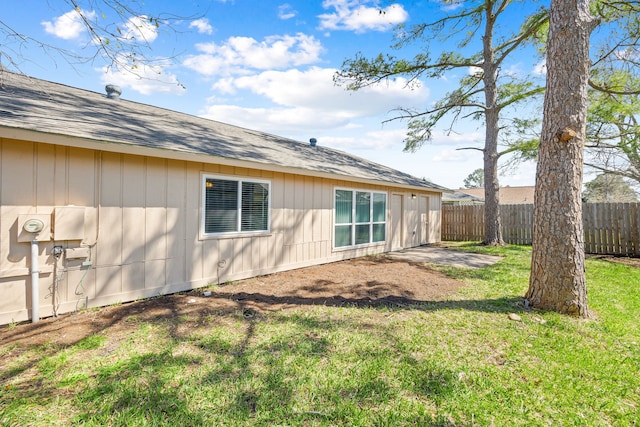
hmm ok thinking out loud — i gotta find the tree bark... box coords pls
[482,2,504,246]
[527,0,595,317]
[483,107,503,246]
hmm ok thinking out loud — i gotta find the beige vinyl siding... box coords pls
[0,138,442,325]
[165,159,187,286]
[428,195,442,244]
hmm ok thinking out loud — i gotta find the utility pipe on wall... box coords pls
[30,240,40,323]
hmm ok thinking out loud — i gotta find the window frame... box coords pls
[333,187,387,250]
[200,173,271,239]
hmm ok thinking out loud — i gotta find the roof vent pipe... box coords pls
[309,138,317,147]
[105,84,122,100]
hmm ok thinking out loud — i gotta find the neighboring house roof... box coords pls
[458,186,536,204]
[442,191,484,205]
[0,72,449,193]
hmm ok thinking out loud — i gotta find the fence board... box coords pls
[583,205,594,254]
[623,203,632,255]
[632,203,636,254]
[442,202,640,256]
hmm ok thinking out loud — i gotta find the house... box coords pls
[0,72,450,325]
[441,191,484,206]
[455,186,536,204]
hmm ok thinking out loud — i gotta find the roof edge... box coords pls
[1,126,448,193]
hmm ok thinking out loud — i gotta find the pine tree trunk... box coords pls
[483,108,503,246]
[482,5,504,246]
[526,0,596,317]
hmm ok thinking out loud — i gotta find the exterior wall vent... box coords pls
[105,84,122,100]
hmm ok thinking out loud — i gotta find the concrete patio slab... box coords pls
[387,246,502,269]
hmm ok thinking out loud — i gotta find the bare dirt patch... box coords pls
[0,256,465,348]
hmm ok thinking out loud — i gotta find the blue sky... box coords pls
[1,0,546,189]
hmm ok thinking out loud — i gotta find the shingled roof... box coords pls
[0,72,449,193]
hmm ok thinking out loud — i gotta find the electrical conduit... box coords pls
[30,240,40,323]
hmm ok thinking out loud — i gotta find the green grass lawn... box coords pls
[1,244,638,426]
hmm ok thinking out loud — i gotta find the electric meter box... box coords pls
[53,206,86,241]
[17,214,52,242]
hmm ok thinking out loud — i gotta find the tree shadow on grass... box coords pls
[0,253,527,425]
[194,309,465,426]
[73,352,208,426]
[222,289,525,315]
[0,289,494,426]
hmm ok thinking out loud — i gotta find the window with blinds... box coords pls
[202,175,270,236]
[334,188,386,248]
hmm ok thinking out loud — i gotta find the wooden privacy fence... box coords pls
[442,203,640,256]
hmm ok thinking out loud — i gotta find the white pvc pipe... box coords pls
[30,240,39,323]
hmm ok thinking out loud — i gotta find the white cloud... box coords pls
[468,66,483,76]
[199,104,352,135]
[211,67,427,114]
[122,15,159,43]
[614,47,640,61]
[320,128,408,150]
[199,66,429,138]
[533,60,546,75]
[200,104,412,151]
[318,0,408,33]
[429,130,484,146]
[183,33,324,76]
[500,161,537,186]
[278,4,298,20]
[433,148,470,162]
[440,0,464,12]
[189,18,214,35]
[42,9,96,40]
[100,56,184,96]
[503,63,524,78]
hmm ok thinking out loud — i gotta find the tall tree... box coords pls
[586,70,640,187]
[463,168,485,189]
[586,1,640,185]
[583,173,638,203]
[499,2,640,188]
[508,70,640,191]
[334,0,547,246]
[526,0,597,318]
